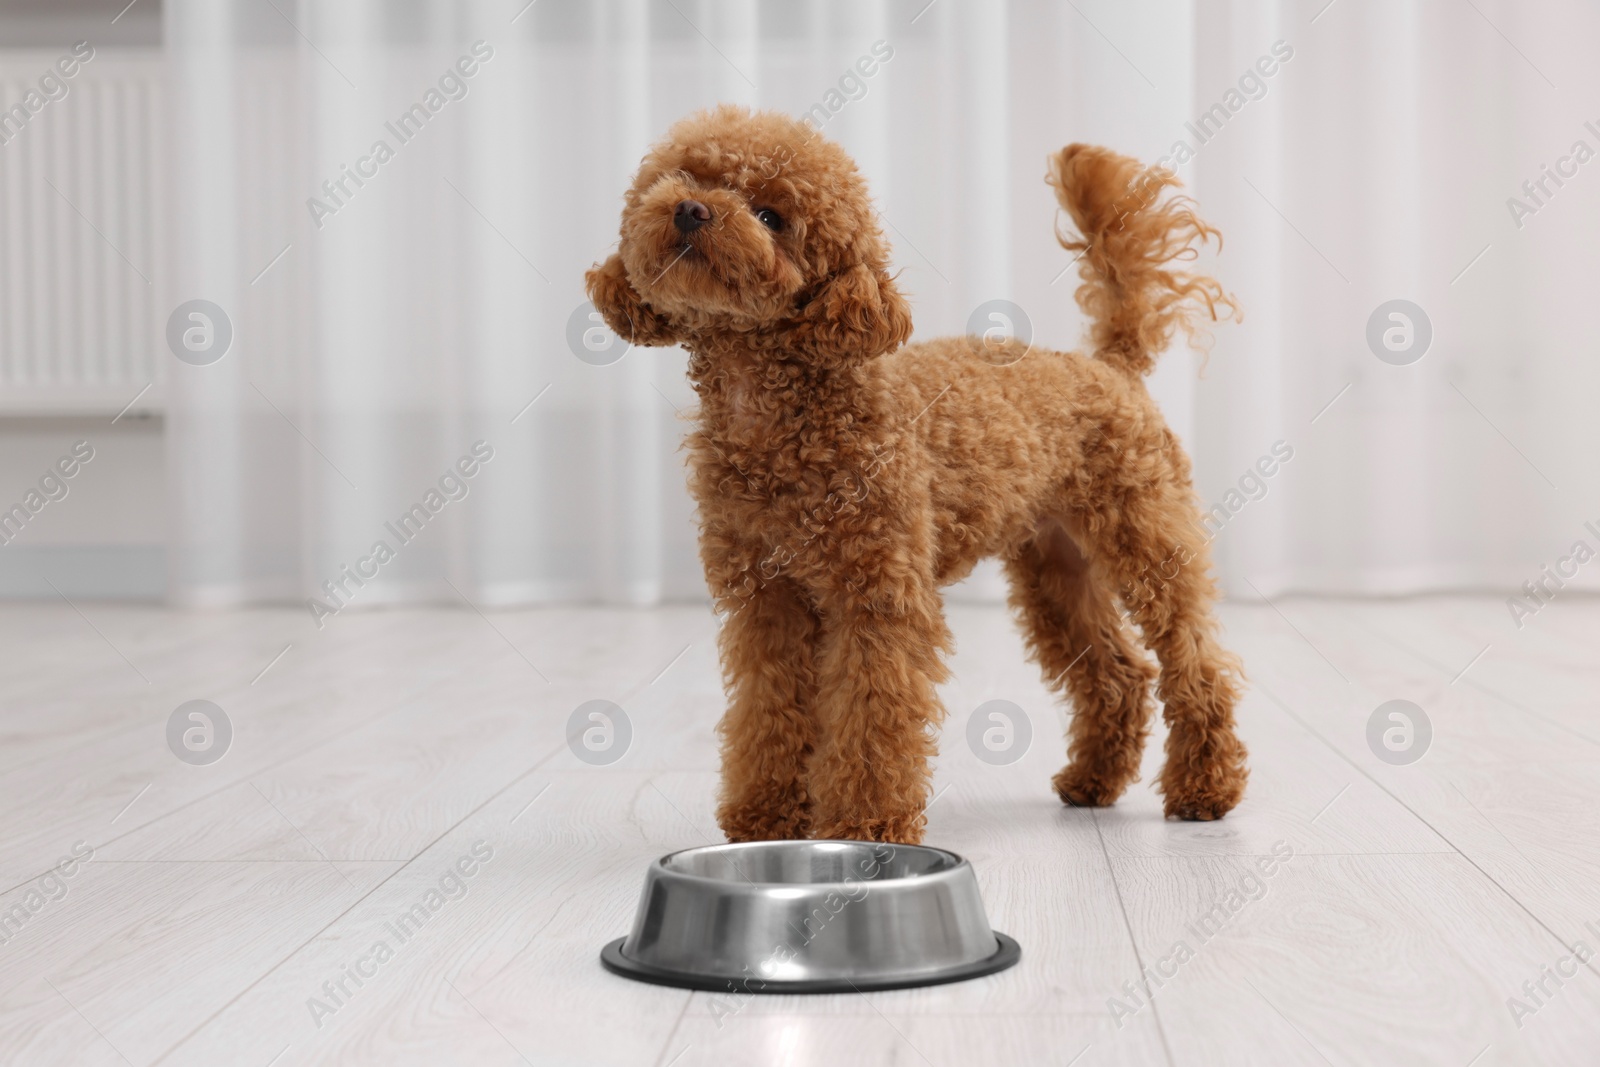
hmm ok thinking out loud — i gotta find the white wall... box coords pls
[0,415,165,597]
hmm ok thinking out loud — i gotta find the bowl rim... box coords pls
[601,932,1021,994]
[650,839,971,889]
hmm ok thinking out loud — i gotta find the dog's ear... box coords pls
[786,262,912,367]
[584,253,681,347]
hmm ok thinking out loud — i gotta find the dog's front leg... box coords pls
[713,579,820,842]
[806,593,951,845]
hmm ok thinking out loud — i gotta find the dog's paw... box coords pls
[1161,792,1239,822]
[1052,764,1129,809]
[1157,750,1248,821]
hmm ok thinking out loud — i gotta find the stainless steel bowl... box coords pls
[601,840,1020,993]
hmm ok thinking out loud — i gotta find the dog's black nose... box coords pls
[674,199,712,233]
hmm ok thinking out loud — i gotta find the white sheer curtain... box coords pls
[163,0,1600,610]
[1187,0,1600,597]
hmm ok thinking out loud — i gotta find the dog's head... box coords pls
[585,106,911,368]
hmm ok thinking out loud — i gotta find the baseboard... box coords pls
[0,545,164,599]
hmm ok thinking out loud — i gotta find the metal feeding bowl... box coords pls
[601,840,1020,993]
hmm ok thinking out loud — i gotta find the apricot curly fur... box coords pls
[586,106,1249,844]
[1052,145,1241,377]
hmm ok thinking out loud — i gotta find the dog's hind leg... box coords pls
[1005,519,1158,808]
[1077,456,1250,821]
[713,579,820,842]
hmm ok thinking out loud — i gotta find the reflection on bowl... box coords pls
[601,840,1020,994]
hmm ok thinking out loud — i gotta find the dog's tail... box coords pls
[1047,144,1238,378]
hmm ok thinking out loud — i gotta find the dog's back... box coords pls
[871,144,1237,587]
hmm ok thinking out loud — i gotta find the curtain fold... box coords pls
[1189,0,1600,597]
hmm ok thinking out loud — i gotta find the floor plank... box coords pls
[2,597,1598,1065]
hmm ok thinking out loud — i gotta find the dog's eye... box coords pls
[755,207,784,232]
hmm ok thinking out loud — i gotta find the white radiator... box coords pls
[0,49,164,416]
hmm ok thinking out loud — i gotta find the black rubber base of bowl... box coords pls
[600,932,1021,994]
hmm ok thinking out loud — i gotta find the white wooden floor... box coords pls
[0,596,1598,1066]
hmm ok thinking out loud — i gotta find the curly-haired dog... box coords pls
[587,106,1248,845]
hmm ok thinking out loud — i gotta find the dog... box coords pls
[586,106,1248,845]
